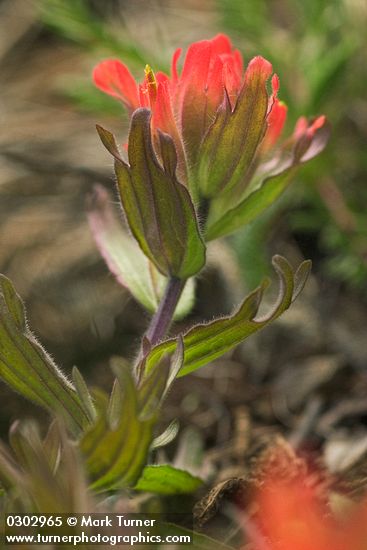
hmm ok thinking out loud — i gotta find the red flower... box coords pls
[94,34,329,238]
[251,472,367,550]
[93,35,287,178]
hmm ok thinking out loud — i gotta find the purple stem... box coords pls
[145,276,185,346]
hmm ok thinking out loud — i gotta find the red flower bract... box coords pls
[93,34,287,178]
[94,35,245,131]
[94,34,329,239]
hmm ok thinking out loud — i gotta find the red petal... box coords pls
[153,81,187,182]
[208,55,225,108]
[93,60,139,110]
[222,54,243,106]
[180,39,212,83]
[262,99,288,151]
[244,56,273,86]
[171,48,182,83]
[138,83,149,108]
[209,33,233,55]
[152,81,178,136]
[155,71,169,84]
[271,73,280,97]
[307,115,326,137]
[179,40,213,160]
[293,116,308,139]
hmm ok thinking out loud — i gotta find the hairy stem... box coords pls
[139,199,209,370]
[145,276,185,346]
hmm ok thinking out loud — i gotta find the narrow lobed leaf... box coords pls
[137,358,171,421]
[0,275,90,434]
[206,165,297,240]
[80,364,158,492]
[136,334,184,399]
[144,256,311,377]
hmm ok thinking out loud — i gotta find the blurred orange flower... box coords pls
[252,473,367,550]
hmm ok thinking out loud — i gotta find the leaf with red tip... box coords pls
[205,118,330,240]
[93,59,139,110]
[262,99,288,152]
[197,56,272,198]
[179,40,213,165]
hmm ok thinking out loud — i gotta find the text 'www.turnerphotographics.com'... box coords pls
[4,514,194,546]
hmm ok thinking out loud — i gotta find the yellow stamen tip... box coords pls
[144,64,156,82]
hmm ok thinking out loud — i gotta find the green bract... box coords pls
[87,184,195,317]
[79,371,156,492]
[80,346,183,492]
[197,57,271,198]
[205,121,330,240]
[96,109,206,279]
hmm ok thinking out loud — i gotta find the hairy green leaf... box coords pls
[72,367,96,423]
[96,109,206,279]
[145,256,311,376]
[87,184,195,318]
[80,364,161,492]
[2,420,90,512]
[134,464,203,495]
[206,167,297,240]
[0,275,89,434]
[80,346,184,491]
[137,359,170,421]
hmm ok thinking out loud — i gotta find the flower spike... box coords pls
[94,34,329,237]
